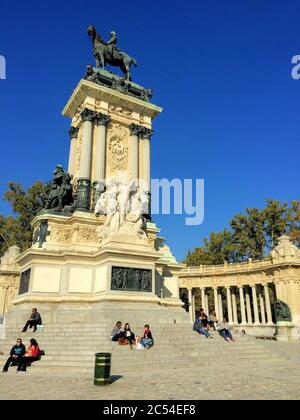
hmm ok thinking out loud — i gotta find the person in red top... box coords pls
[17,339,40,373]
[140,324,154,349]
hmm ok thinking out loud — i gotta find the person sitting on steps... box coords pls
[140,324,154,349]
[17,338,40,373]
[21,308,42,333]
[199,308,209,331]
[193,315,213,339]
[111,321,124,342]
[216,319,235,342]
[123,323,136,349]
[2,338,26,373]
[208,311,218,330]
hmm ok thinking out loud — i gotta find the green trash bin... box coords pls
[94,353,111,386]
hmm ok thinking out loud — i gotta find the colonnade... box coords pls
[186,284,274,326]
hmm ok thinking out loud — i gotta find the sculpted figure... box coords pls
[95,177,148,242]
[87,25,137,81]
[43,166,74,213]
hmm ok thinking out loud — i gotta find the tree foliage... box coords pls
[0,181,49,256]
[184,199,300,266]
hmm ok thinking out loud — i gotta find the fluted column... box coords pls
[226,287,233,324]
[77,108,96,211]
[129,124,142,182]
[239,286,247,325]
[258,286,266,325]
[188,288,193,324]
[68,127,79,176]
[252,285,260,325]
[213,287,219,320]
[93,113,110,207]
[264,284,273,325]
[245,287,253,324]
[231,289,238,325]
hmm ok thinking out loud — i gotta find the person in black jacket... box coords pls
[2,338,26,372]
[123,323,135,349]
[21,308,42,333]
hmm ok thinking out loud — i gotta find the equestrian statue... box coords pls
[87,26,137,81]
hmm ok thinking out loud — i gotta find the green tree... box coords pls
[263,199,288,250]
[184,199,300,266]
[0,181,49,256]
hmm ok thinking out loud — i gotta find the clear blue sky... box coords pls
[0,0,299,261]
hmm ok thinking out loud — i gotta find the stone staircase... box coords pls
[0,321,286,377]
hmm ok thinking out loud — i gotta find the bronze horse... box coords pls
[87,26,137,81]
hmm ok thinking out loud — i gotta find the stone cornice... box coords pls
[62,80,163,120]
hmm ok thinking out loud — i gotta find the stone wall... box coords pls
[0,246,20,320]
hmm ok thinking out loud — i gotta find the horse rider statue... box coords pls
[87,26,137,82]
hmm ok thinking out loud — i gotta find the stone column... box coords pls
[231,289,238,325]
[92,113,110,207]
[68,127,79,177]
[188,288,193,324]
[129,124,142,182]
[192,293,196,323]
[218,292,224,320]
[140,128,153,190]
[264,284,273,325]
[140,127,153,218]
[251,285,260,325]
[226,287,233,324]
[245,287,253,324]
[0,286,6,318]
[205,294,209,316]
[258,286,266,325]
[213,287,219,320]
[77,108,96,211]
[201,287,206,312]
[239,286,247,325]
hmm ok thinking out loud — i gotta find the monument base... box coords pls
[7,211,185,326]
[275,322,300,341]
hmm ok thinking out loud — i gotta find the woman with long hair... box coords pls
[123,323,135,349]
[17,338,40,373]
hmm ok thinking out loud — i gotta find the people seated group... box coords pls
[193,308,235,342]
[2,338,40,373]
[111,321,154,349]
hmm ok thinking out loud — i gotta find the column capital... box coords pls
[95,113,110,127]
[140,127,154,140]
[81,108,96,123]
[68,126,79,139]
[225,286,231,290]
[129,123,144,136]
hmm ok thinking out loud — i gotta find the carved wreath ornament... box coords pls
[109,135,128,170]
